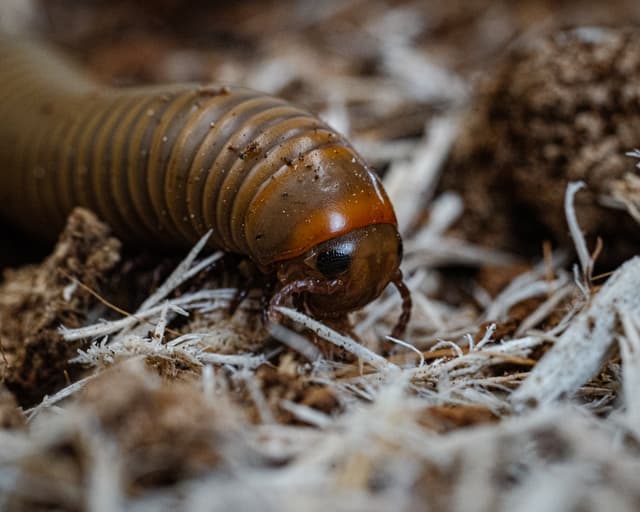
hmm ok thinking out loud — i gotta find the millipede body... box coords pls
[0,38,411,334]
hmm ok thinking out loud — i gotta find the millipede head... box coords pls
[271,223,410,335]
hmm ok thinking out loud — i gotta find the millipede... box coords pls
[0,38,412,336]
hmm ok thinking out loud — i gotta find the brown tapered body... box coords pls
[0,38,412,333]
[0,39,396,267]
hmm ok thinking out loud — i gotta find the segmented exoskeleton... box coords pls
[0,38,411,335]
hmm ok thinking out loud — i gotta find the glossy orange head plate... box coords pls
[246,145,397,266]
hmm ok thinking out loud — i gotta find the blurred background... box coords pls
[1,0,638,141]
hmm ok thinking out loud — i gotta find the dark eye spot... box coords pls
[316,249,351,277]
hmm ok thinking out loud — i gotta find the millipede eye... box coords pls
[316,249,351,277]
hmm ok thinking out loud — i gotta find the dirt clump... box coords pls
[6,361,232,510]
[442,27,640,265]
[77,362,226,489]
[0,208,121,406]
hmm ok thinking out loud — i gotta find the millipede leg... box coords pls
[390,270,412,339]
[268,278,343,324]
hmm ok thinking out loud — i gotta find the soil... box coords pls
[0,209,121,406]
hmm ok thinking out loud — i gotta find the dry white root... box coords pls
[511,256,640,409]
[510,181,640,410]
